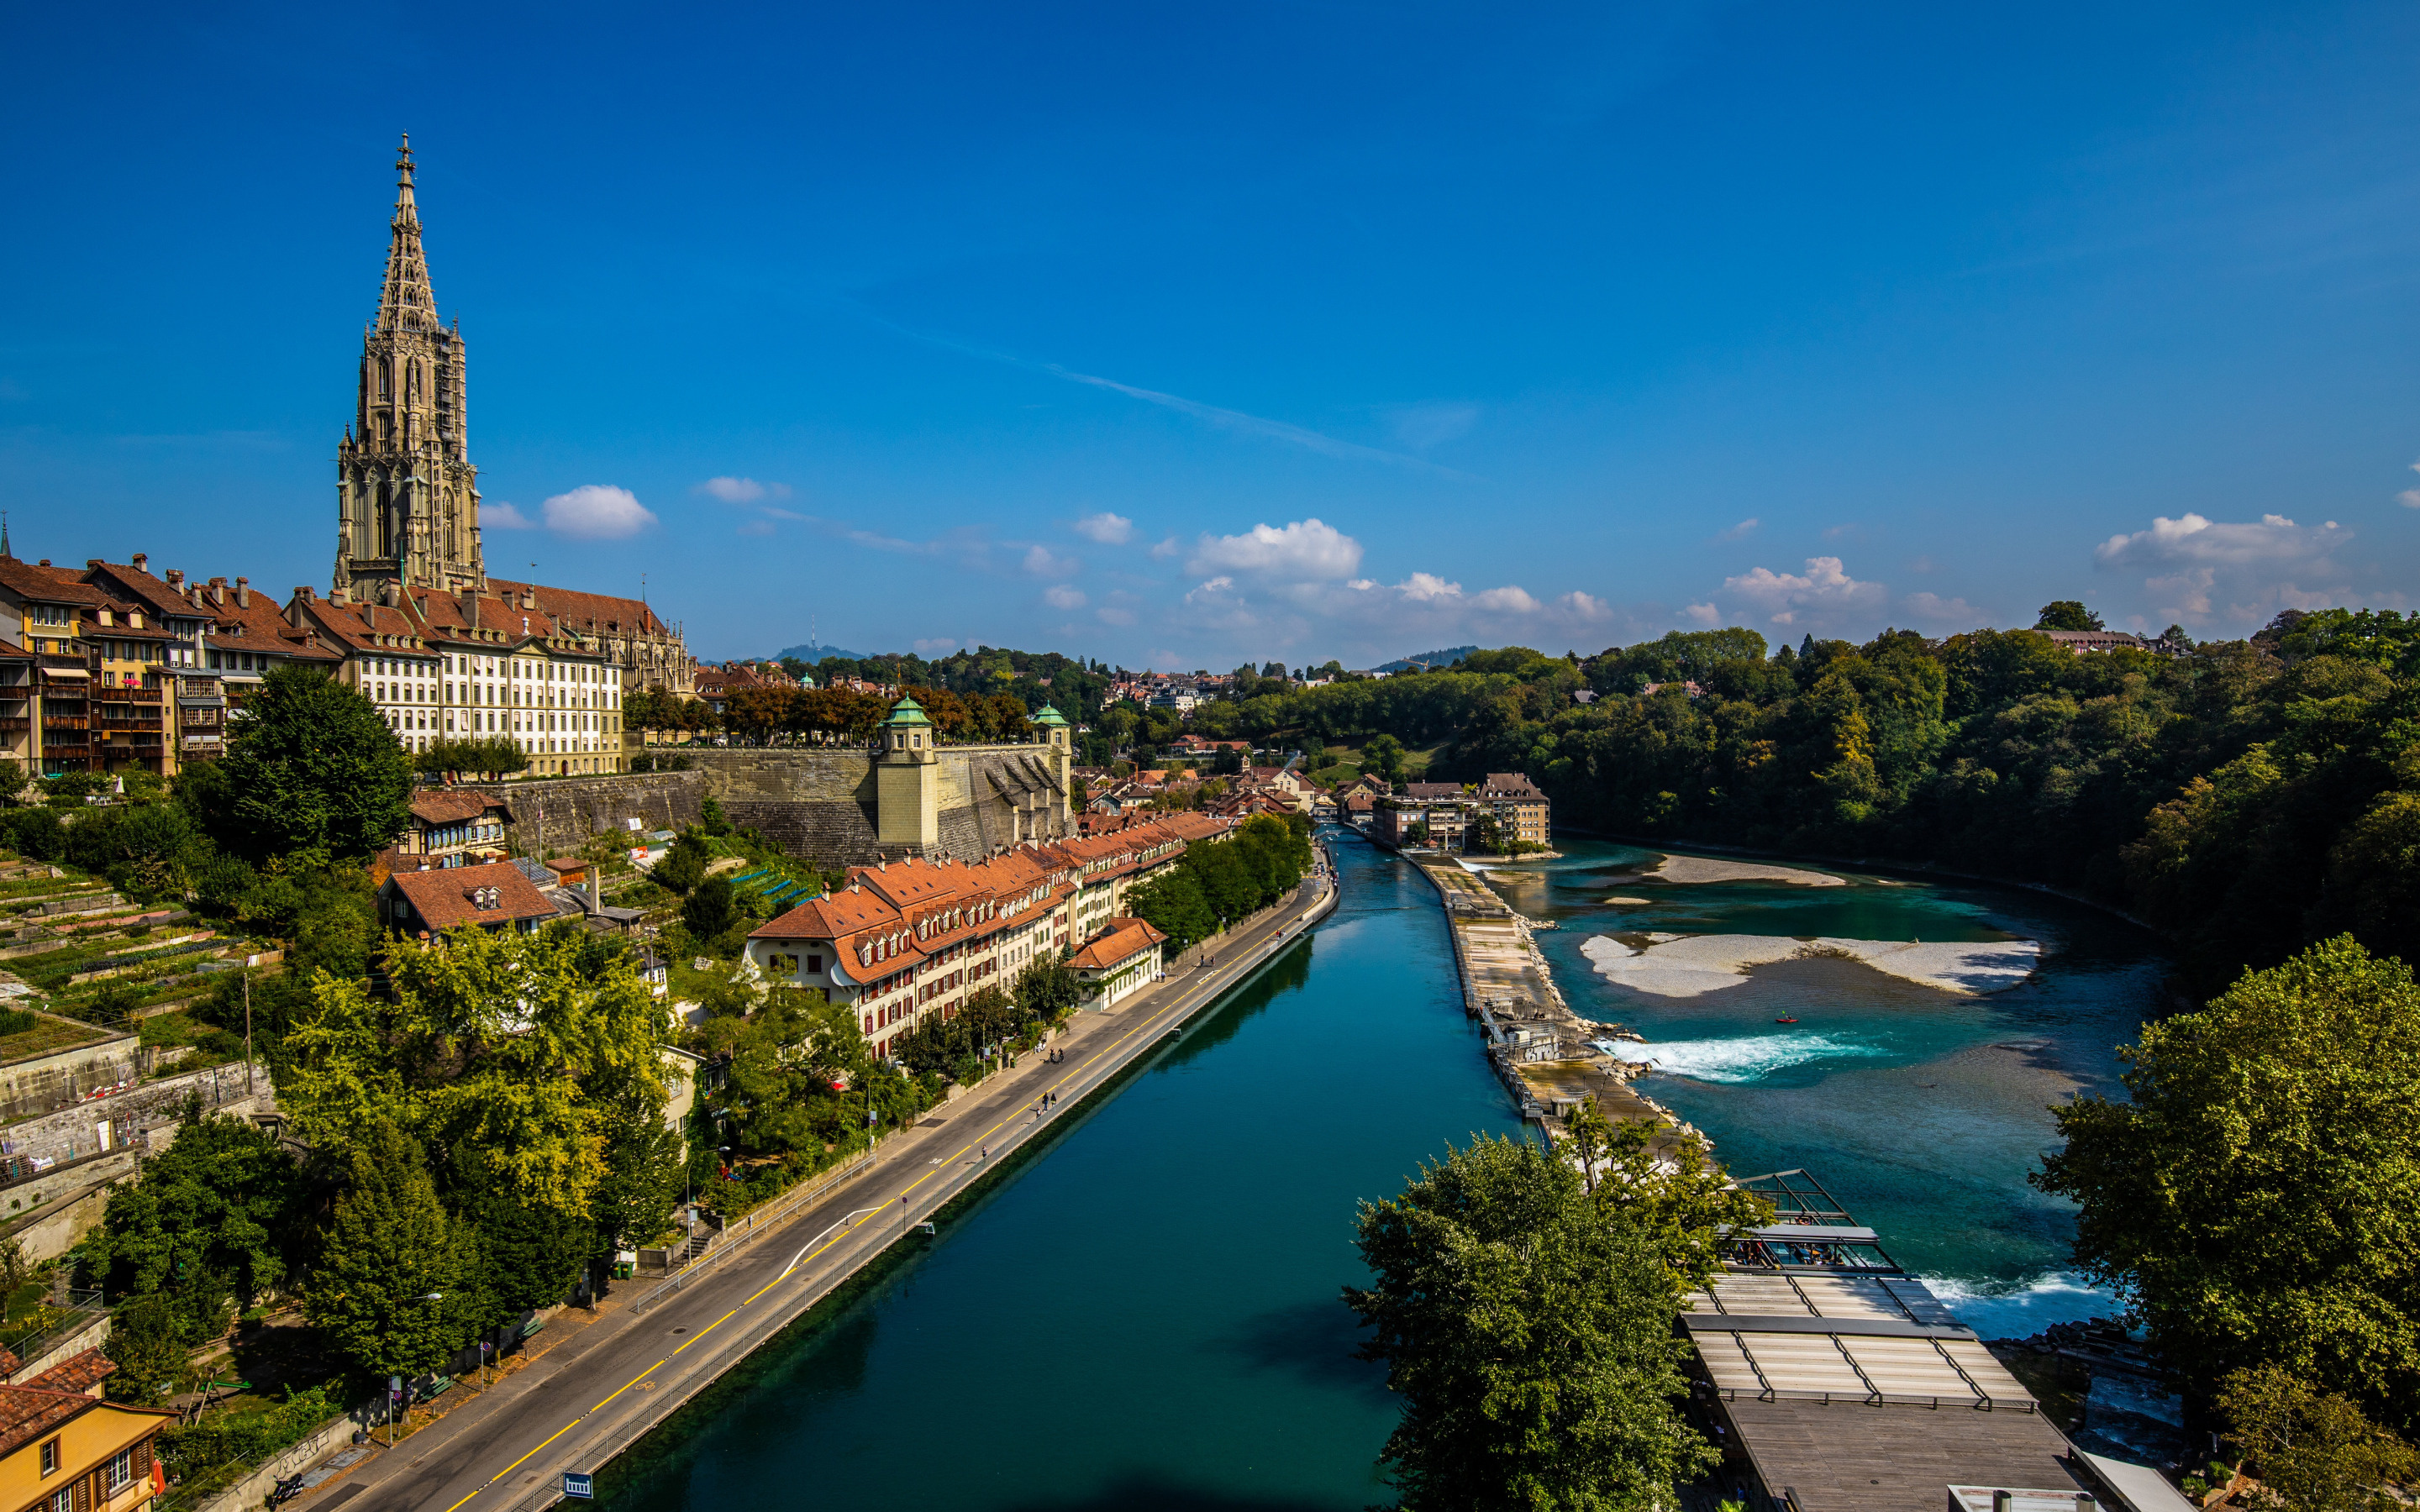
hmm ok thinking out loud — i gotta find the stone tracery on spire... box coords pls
[378,133,440,331]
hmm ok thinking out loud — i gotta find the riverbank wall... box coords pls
[1401,851,1708,1164]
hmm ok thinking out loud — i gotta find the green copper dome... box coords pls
[882,695,934,727]
[1029,704,1070,727]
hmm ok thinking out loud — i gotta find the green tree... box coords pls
[101,1294,191,1405]
[2033,601,2104,632]
[2215,1364,2418,1511]
[1345,1135,1718,1510]
[1364,732,1407,784]
[2033,936,2420,1430]
[682,874,738,944]
[1013,958,1082,1024]
[305,1120,471,1379]
[279,924,671,1222]
[87,1096,304,1316]
[653,833,709,896]
[205,664,413,865]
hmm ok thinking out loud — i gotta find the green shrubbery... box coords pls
[1123,813,1314,953]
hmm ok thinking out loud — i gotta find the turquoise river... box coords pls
[597,834,2170,1510]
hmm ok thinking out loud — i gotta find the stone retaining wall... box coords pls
[466,745,1073,868]
[461,771,709,856]
[0,1032,139,1125]
[0,1059,266,1163]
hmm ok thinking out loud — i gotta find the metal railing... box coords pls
[628,1147,876,1314]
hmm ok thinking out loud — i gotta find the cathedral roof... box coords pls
[478,577,674,639]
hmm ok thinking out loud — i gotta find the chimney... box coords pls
[208,576,227,607]
[163,567,182,591]
[36,559,48,567]
[132,553,148,575]
[236,578,251,608]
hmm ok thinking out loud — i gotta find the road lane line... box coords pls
[427,888,1327,1512]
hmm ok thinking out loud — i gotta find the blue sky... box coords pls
[9,3,2420,668]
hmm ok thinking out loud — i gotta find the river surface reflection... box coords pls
[599,835,2165,1509]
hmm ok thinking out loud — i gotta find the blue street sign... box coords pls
[562,1473,594,1499]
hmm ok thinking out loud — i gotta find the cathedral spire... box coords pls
[376,134,440,332]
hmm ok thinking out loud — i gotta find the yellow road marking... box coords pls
[435,891,1323,1511]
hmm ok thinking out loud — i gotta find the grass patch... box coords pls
[0,1017,103,1062]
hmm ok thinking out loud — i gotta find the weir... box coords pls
[1397,845,2189,1512]
[1403,850,1709,1168]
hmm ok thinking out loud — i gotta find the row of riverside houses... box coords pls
[0,546,681,780]
[1367,772,1551,853]
[743,809,1235,1053]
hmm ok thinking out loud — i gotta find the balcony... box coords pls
[0,719,29,735]
[42,717,88,732]
[93,687,163,705]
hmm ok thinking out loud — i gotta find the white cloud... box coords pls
[2093,512,2345,570]
[1899,591,1985,626]
[1190,518,1364,581]
[694,476,790,503]
[2094,512,2364,627]
[1397,572,1460,601]
[1681,602,1719,626]
[913,638,957,654]
[1559,591,1612,622]
[1720,556,1886,627]
[487,502,536,530]
[541,485,657,540]
[1072,512,1134,544]
[1714,517,1760,542]
[1023,544,1081,578]
[1469,585,1542,613]
[1044,585,1086,610]
[2401,459,2420,507]
[1149,537,1181,559]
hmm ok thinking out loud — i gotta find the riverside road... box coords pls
[326,859,1337,1512]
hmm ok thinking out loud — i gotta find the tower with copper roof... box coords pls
[334,135,485,601]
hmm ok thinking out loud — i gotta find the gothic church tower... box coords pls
[335,136,484,599]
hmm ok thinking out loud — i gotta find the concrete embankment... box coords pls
[1402,852,1710,1164]
[316,854,1342,1512]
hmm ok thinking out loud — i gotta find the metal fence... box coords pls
[628,1148,875,1315]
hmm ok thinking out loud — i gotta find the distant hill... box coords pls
[1377,645,1479,673]
[772,643,871,664]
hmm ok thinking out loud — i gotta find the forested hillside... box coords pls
[1227,610,2420,992]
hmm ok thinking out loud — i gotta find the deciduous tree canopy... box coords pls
[2034,936,2420,1431]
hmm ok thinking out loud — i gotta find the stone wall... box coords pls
[0,1032,140,1125]
[0,1059,268,1164]
[685,746,1070,866]
[462,770,709,856]
[683,749,884,862]
[469,746,1071,869]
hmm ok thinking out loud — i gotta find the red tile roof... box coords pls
[0,559,108,607]
[408,790,508,825]
[1068,917,1167,971]
[385,858,558,932]
[481,576,674,638]
[23,1347,115,1397]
